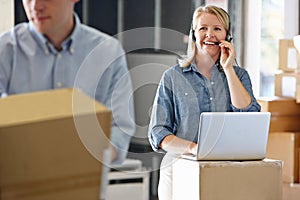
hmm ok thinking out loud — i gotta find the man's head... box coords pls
[22,0,80,45]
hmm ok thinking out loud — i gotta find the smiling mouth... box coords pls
[32,15,50,22]
[203,41,220,45]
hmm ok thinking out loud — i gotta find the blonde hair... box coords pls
[179,5,231,67]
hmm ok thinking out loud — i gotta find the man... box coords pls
[0,0,135,165]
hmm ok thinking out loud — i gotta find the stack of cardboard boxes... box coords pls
[258,37,300,200]
[275,39,300,103]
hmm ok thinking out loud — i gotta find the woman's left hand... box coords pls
[219,40,236,70]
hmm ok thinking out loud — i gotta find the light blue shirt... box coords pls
[148,62,261,153]
[0,14,135,164]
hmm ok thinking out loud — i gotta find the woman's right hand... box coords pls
[188,142,198,155]
[159,134,198,155]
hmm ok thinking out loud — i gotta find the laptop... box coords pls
[181,112,271,161]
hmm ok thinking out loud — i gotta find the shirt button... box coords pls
[57,82,62,87]
[57,53,62,59]
[210,97,213,101]
[211,81,214,85]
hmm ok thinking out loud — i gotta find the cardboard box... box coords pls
[266,132,300,183]
[283,183,300,200]
[294,35,300,53]
[257,97,300,132]
[269,115,300,132]
[173,158,282,200]
[275,72,300,103]
[258,97,300,116]
[278,39,300,72]
[0,88,111,200]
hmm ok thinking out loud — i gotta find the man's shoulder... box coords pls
[0,23,31,50]
[79,24,120,45]
[0,23,28,41]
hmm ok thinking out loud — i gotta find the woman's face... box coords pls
[194,13,227,61]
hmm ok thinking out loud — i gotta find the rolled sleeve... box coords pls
[231,99,261,112]
[149,127,173,153]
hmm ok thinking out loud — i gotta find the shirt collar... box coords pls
[182,61,197,73]
[67,13,81,54]
[28,12,81,55]
[182,60,224,73]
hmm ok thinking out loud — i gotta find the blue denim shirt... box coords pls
[0,14,135,164]
[148,62,261,153]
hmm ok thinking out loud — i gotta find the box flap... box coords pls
[0,88,110,127]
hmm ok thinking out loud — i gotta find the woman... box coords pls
[148,5,261,200]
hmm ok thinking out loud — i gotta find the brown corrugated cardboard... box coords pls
[173,158,282,200]
[297,85,300,103]
[258,97,300,116]
[269,115,300,132]
[283,183,300,200]
[258,97,300,132]
[0,88,111,200]
[266,132,300,183]
[274,72,300,103]
[278,39,300,72]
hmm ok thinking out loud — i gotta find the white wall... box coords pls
[0,0,14,34]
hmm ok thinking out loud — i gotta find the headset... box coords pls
[225,13,233,42]
[191,8,232,43]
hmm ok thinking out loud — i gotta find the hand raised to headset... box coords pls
[219,40,236,71]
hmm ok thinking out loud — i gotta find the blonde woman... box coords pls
[148,5,261,200]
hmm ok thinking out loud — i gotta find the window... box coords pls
[244,0,299,97]
[260,0,284,97]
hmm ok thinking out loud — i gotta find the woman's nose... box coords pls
[205,29,215,38]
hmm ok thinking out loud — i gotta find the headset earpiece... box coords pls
[190,22,196,42]
[192,30,196,42]
[226,34,232,42]
[223,8,233,42]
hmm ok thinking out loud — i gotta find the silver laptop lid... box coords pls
[196,112,271,160]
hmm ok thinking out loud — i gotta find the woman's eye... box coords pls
[199,27,207,31]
